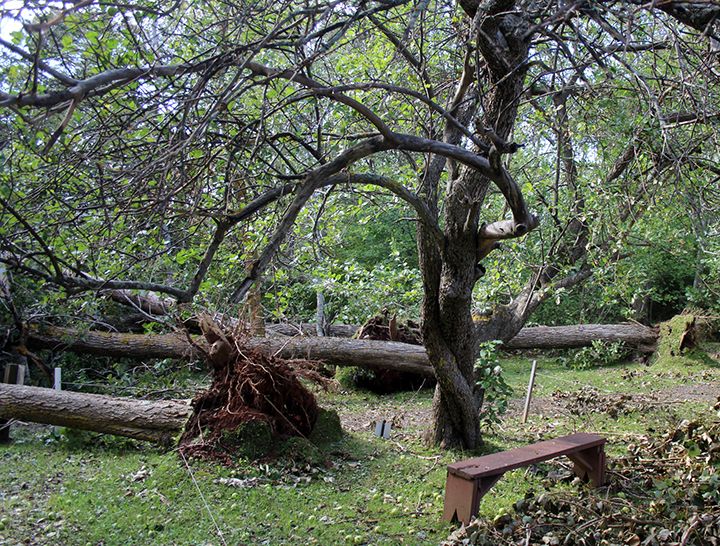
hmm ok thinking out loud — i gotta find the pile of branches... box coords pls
[554,387,658,418]
[178,315,329,465]
[443,418,720,545]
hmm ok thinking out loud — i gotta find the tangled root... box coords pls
[178,316,321,464]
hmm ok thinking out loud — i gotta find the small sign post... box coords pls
[53,368,62,434]
[375,420,391,439]
[1,360,26,443]
[522,359,538,424]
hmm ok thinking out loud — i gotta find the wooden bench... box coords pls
[443,432,607,523]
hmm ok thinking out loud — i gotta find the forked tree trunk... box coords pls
[0,383,192,445]
[420,3,535,449]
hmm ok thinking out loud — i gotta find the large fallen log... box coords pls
[506,323,657,350]
[26,324,435,376]
[27,324,204,360]
[5,322,658,445]
[266,322,361,338]
[0,383,192,445]
[26,323,657,376]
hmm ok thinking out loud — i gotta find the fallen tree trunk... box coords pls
[26,324,435,376]
[103,289,173,315]
[506,323,657,350]
[26,323,657,376]
[0,383,192,445]
[8,322,658,444]
[265,323,361,338]
[253,336,433,375]
[27,324,204,360]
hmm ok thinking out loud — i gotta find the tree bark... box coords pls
[0,383,192,445]
[25,324,436,375]
[421,2,536,449]
[103,289,173,315]
[507,323,657,349]
[27,324,204,360]
[26,323,657,373]
[8,323,658,444]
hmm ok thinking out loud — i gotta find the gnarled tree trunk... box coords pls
[421,4,535,449]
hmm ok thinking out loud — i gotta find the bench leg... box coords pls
[567,444,606,487]
[443,472,477,523]
[443,472,504,524]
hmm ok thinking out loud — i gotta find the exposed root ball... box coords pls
[351,311,433,393]
[179,321,320,464]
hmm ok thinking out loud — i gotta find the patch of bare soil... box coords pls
[339,404,434,434]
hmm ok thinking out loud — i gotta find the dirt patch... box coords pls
[338,404,434,434]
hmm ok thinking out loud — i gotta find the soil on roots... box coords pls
[351,312,433,393]
[178,332,320,465]
[356,312,422,345]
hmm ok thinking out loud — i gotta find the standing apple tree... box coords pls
[1,0,719,448]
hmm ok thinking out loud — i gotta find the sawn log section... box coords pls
[443,433,607,524]
[0,383,192,446]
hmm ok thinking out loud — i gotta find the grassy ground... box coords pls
[2,348,719,546]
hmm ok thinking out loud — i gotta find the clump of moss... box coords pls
[655,314,715,366]
[222,420,276,460]
[658,315,696,358]
[308,408,343,444]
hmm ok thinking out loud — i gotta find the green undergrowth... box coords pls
[2,348,720,545]
[500,348,720,398]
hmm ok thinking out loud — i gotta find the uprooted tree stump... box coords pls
[658,314,697,358]
[1,317,339,459]
[177,316,335,464]
[348,312,433,394]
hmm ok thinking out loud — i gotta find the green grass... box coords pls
[1,415,453,545]
[2,348,719,545]
[501,351,720,396]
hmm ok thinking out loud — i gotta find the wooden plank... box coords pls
[448,433,606,480]
[568,446,606,487]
